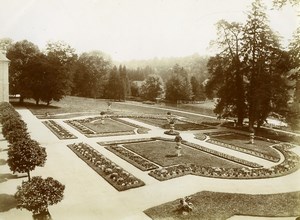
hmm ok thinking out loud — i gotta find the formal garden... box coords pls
[1,97,300,219]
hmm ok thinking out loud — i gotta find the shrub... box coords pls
[7,138,47,181]
[15,176,65,215]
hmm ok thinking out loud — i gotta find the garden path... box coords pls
[0,109,299,220]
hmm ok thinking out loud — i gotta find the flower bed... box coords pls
[98,138,154,146]
[43,120,77,139]
[206,137,280,162]
[181,141,262,168]
[65,120,96,135]
[149,143,300,180]
[135,117,214,131]
[106,145,159,171]
[65,117,151,137]
[67,143,145,191]
[112,118,150,134]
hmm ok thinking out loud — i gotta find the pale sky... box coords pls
[0,0,298,61]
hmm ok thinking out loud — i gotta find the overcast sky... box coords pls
[0,0,298,61]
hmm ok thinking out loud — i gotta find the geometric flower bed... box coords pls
[65,117,149,137]
[99,138,300,181]
[206,132,280,162]
[149,142,300,181]
[181,141,262,168]
[43,120,77,139]
[67,143,145,191]
[105,145,159,171]
[134,117,214,130]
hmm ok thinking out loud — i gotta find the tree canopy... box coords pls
[206,0,291,129]
[7,138,47,181]
[15,176,65,215]
[140,74,164,101]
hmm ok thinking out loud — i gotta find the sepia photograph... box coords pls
[0,0,299,219]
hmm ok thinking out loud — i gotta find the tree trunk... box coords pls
[19,96,24,104]
[36,99,39,105]
[27,170,31,181]
[235,58,245,127]
[47,101,50,106]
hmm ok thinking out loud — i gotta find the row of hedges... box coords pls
[0,102,28,144]
[43,120,77,139]
[0,102,65,217]
[68,143,145,191]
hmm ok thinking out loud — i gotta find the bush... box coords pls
[7,138,47,181]
[2,117,27,139]
[15,176,65,215]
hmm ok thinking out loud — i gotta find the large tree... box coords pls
[286,27,300,130]
[7,138,47,181]
[243,0,290,129]
[207,0,290,129]
[140,74,164,101]
[105,66,123,100]
[73,52,110,98]
[7,40,40,102]
[165,64,193,102]
[42,41,77,105]
[206,20,246,125]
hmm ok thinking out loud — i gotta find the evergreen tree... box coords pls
[140,74,164,101]
[165,64,193,102]
[243,0,290,129]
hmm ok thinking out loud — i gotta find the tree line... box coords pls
[0,39,208,105]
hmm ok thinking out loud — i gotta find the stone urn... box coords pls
[100,111,105,124]
[175,135,183,157]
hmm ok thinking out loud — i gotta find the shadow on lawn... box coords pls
[166,154,178,158]
[11,101,60,110]
[0,159,7,165]
[0,194,17,212]
[0,173,27,183]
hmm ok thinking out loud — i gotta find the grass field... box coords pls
[11,96,220,125]
[134,118,212,130]
[123,140,245,168]
[144,191,300,220]
[83,119,135,133]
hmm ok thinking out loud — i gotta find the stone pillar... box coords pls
[0,50,10,102]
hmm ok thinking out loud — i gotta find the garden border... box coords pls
[67,143,145,191]
[42,120,77,140]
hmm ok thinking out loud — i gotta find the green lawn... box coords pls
[134,118,213,130]
[12,96,220,125]
[83,119,135,133]
[211,133,280,159]
[123,140,245,168]
[144,191,300,220]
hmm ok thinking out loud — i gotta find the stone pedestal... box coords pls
[0,50,9,102]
